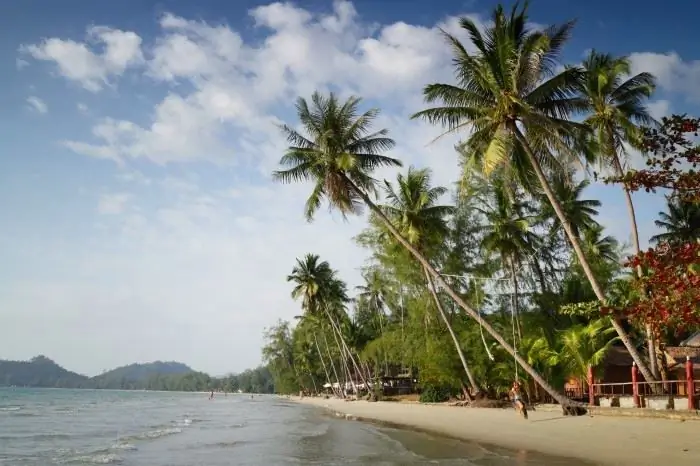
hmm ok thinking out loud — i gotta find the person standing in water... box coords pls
[209,390,214,400]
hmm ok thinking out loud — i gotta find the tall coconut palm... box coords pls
[273,91,575,406]
[286,254,367,391]
[579,51,655,253]
[355,269,391,375]
[651,197,700,244]
[578,50,658,376]
[410,3,655,382]
[476,180,539,343]
[380,166,480,396]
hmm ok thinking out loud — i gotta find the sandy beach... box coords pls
[293,397,700,465]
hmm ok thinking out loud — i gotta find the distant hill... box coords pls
[0,357,274,393]
[92,361,194,389]
[0,355,91,388]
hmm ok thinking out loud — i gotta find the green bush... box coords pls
[419,385,451,403]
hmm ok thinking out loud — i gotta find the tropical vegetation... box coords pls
[263,2,700,405]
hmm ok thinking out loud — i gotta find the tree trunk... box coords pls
[344,175,577,407]
[374,296,390,376]
[424,267,479,398]
[324,307,369,390]
[511,126,656,384]
[508,256,523,344]
[532,257,549,294]
[328,317,357,395]
[322,329,344,397]
[313,333,336,397]
[612,154,659,380]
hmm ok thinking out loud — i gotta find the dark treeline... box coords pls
[0,356,275,394]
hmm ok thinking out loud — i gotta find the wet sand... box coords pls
[293,397,700,465]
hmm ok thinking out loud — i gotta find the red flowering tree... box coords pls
[604,115,700,333]
[609,114,700,202]
[619,242,700,333]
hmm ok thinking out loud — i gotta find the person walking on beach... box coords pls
[510,381,528,419]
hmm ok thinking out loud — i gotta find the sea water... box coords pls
[0,388,584,465]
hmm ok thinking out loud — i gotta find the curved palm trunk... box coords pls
[344,175,576,407]
[327,318,356,395]
[424,267,479,398]
[309,373,318,393]
[322,329,345,397]
[324,307,369,391]
[612,155,659,379]
[511,126,655,383]
[313,333,337,397]
[508,257,523,344]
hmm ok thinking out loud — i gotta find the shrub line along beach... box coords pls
[293,397,700,465]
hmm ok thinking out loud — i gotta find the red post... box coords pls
[631,362,640,408]
[587,365,595,406]
[686,356,695,410]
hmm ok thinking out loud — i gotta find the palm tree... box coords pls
[286,254,368,392]
[273,91,575,406]
[410,3,655,383]
[651,197,700,244]
[542,177,601,241]
[476,180,539,342]
[380,166,480,396]
[578,50,658,377]
[579,51,655,253]
[560,319,619,396]
[355,269,391,375]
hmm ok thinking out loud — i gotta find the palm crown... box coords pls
[412,3,587,180]
[579,50,656,171]
[273,92,401,221]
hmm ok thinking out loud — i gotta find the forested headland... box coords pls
[0,356,275,393]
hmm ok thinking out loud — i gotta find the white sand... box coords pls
[293,397,700,465]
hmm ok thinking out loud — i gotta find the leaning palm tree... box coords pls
[273,91,575,406]
[578,50,659,377]
[411,3,655,382]
[651,197,700,245]
[380,166,480,396]
[286,254,367,391]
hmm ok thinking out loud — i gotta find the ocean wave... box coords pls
[61,453,123,464]
[208,440,249,449]
[0,405,22,412]
[8,411,40,417]
[133,427,182,440]
[109,443,137,452]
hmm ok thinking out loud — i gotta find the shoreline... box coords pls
[291,397,700,465]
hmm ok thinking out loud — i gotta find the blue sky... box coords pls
[1,0,696,376]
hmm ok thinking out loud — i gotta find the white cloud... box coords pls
[630,52,700,101]
[21,26,143,92]
[26,96,48,114]
[77,102,89,114]
[97,192,131,215]
[8,1,687,375]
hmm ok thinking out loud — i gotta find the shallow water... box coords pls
[0,388,586,465]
